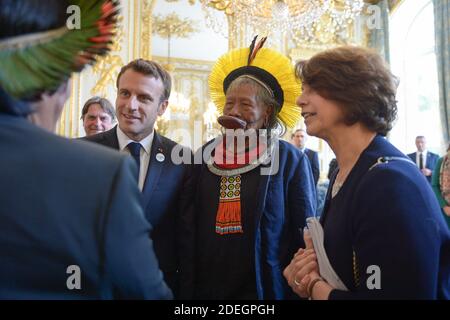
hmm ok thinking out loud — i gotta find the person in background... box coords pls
[432,142,450,229]
[0,0,171,299]
[81,96,115,136]
[291,128,320,186]
[407,136,439,183]
[284,46,450,300]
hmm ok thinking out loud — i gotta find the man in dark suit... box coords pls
[291,128,320,186]
[84,59,195,299]
[407,135,439,183]
[0,0,171,299]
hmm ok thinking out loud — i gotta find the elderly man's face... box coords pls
[83,104,114,136]
[223,83,270,130]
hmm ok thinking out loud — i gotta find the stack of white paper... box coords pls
[306,217,349,291]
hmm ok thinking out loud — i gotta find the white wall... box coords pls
[152,0,229,62]
[389,0,445,155]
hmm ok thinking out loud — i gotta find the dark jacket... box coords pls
[84,126,195,299]
[0,112,171,299]
[323,135,450,299]
[304,148,320,186]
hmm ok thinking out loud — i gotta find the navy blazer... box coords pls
[322,136,450,299]
[407,151,440,183]
[84,126,195,299]
[304,148,320,186]
[0,114,172,299]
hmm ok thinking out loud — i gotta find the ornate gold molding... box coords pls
[152,55,214,66]
[389,0,405,14]
[153,13,199,38]
[152,55,215,74]
[141,0,158,60]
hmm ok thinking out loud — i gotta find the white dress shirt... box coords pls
[416,150,428,169]
[116,126,154,191]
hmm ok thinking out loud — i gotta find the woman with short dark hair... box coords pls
[284,46,450,300]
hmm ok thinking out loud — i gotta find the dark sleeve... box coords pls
[177,152,196,299]
[289,152,317,248]
[329,167,447,300]
[102,156,173,299]
[311,151,320,186]
[432,157,446,208]
[428,154,439,171]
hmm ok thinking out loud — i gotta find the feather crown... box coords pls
[0,0,120,100]
[209,36,301,128]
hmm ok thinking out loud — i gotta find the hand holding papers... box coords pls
[306,217,348,291]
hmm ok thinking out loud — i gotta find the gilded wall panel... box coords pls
[152,55,219,150]
[56,0,157,138]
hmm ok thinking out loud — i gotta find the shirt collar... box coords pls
[116,126,154,155]
[419,150,427,156]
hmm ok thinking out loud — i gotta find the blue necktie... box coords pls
[127,142,141,174]
[419,153,424,169]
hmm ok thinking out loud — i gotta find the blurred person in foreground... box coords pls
[0,0,171,299]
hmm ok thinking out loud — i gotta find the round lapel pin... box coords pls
[156,152,165,162]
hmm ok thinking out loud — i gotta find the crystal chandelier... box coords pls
[199,0,365,44]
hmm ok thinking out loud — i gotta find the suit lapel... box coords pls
[253,142,280,225]
[142,132,165,210]
[103,126,120,150]
[305,148,312,162]
[254,173,270,224]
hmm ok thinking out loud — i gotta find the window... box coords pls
[389,0,444,154]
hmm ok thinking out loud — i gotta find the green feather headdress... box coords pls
[0,0,120,100]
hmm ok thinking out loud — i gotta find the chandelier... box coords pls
[152,12,199,71]
[198,0,365,44]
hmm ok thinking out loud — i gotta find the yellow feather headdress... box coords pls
[209,36,301,128]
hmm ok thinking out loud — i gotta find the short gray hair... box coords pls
[81,96,115,121]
